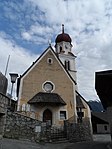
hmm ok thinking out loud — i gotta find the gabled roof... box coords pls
[19,46,76,83]
[17,46,77,96]
[20,46,51,78]
[92,112,108,124]
[28,92,66,106]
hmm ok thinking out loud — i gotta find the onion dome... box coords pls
[55,24,72,43]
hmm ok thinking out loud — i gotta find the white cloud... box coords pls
[0,32,38,98]
[76,27,112,100]
[18,0,112,100]
[1,0,112,102]
[21,22,54,44]
[22,32,31,41]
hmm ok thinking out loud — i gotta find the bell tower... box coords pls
[55,25,77,82]
[55,24,72,54]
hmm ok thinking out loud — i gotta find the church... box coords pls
[17,25,91,127]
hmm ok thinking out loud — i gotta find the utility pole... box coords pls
[5,55,10,77]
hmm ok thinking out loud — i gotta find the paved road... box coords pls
[0,135,112,149]
[0,138,70,149]
[93,134,111,142]
[64,142,112,149]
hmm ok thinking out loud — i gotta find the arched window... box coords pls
[60,46,62,53]
[65,60,70,70]
[47,58,53,64]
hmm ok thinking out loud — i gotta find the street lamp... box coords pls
[77,107,84,123]
[9,73,18,98]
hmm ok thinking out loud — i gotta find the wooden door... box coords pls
[43,109,52,125]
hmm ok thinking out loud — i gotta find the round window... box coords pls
[43,82,54,92]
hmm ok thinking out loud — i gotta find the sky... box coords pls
[0,0,112,101]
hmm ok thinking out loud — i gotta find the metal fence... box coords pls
[39,124,67,142]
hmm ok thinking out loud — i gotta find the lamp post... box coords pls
[77,107,84,123]
[9,73,18,98]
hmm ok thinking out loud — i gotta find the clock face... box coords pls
[43,82,53,92]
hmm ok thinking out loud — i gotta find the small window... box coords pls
[65,60,70,70]
[60,111,66,120]
[26,104,30,112]
[21,104,26,111]
[104,125,107,131]
[47,58,53,64]
[60,46,62,53]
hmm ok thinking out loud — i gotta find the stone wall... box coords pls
[0,72,8,95]
[64,118,93,142]
[0,93,9,137]
[4,111,42,142]
[0,114,5,137]
[0,93,9,114]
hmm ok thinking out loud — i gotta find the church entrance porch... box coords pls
[28,92,67,126]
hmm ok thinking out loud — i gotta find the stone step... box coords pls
[51,135,66,139]
[51,137,68,143]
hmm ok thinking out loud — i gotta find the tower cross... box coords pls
[62,24,64,33]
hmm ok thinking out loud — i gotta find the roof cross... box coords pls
[62,24,64,33]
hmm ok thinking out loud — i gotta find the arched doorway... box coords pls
[43,109,52,125]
